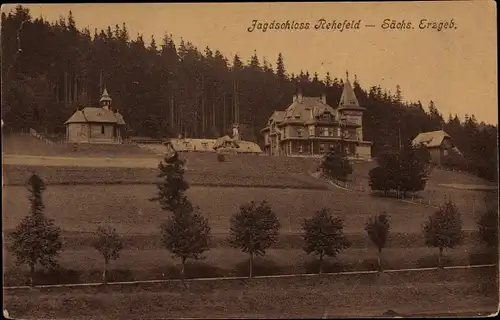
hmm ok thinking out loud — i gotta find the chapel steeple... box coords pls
[100,87,112,110]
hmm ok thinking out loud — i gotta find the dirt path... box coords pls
[3,154,160,168]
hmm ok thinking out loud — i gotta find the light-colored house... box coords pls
[64,88,126,144]
[412,130,463,165]
[164,137,262,154]
[260,75,372,159]
[165,138,217,153]
[164,126,262,155]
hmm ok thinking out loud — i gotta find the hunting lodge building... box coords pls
[261,76,372,159]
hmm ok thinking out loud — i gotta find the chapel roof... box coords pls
[64,107,125,125]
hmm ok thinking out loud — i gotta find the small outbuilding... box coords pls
[412,130,464,166]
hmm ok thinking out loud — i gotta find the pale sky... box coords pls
[2,2,498,124]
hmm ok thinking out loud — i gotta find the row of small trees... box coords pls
[9,152,498,287]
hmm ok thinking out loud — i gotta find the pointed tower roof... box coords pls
[100,87,112,102]
[338,71,365,111]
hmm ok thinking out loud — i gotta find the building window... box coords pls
[328,128,333,136]
[323,128,328,136]
[337,128,341,136]
[443,149,448,156]
[299,145,303,153]
[297,129,303,137]
[319,144,325,153]
[101,125,105,134]
[309,126,315,136]
[294,114,300,119]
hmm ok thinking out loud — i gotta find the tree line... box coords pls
[1,6,497,180]
[10,151,498,287]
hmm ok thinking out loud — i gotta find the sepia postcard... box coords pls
[1,1,499,319]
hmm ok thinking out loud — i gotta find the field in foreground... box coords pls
[4,184,466,234]
[3,244,497,286]
[3,267,498,319]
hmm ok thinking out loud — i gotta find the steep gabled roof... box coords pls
[412,130,451,148]
[270,111,286,123]
[281,96,337,124]
[338,78,365,111]
[65,107,125,124]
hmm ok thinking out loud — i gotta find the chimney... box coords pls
[321,93,327,104]
[232,123,240,141]
[297,91,303,103]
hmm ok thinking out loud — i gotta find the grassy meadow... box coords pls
[2,135,498,287]
[5,183,482,235]
[351,161,498,214]
[3,182,495,286]
[3,267,498,319]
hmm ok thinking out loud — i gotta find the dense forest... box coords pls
[1,6,498,181]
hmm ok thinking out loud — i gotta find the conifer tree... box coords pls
[150,151,189,213]
[1,6,497,182]
[276,52,286,80]
[10,173,62,286]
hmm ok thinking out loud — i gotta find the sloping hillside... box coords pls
[2,138,324,189]
[351,161,498,214]
[2,134,157,158]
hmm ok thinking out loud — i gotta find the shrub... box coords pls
[92,225,124,284]
[228,200,280,279]
[423,199,463,267]
[302,208,351,274]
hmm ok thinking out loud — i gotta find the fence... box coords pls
[316,173,492,215]
[28,128,56,145]
[434,165,478,177]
